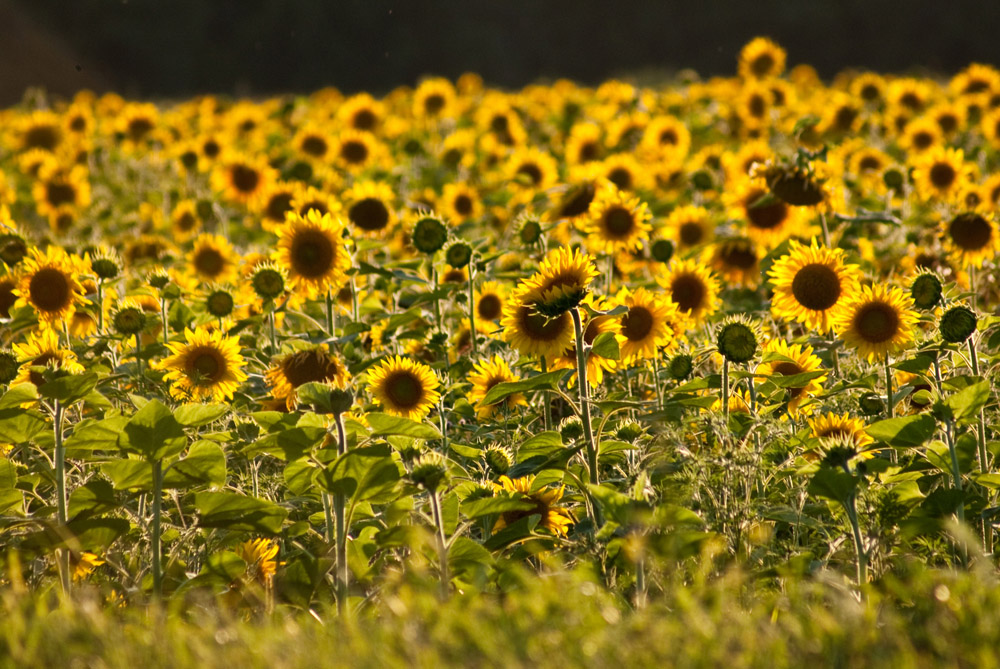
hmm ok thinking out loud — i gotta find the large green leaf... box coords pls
[808,466,858,503]
[38,372,100,405]
[461,495,536,519]
[591,332,620,360]
[68,479,119,518]
[944,378,990,423]
[102,459,153,491]
[0,408,48,445]
[174,403,229,427]
[0,384,37,409]
[118,399,187,461]
[319,445,400,508]
[367,412,441,440]
[865,414,936,447]
[63,415,128,458]
[481,370,566,406]
[194,491,287,534]
[163,441,227,488]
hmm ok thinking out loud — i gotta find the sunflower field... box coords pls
[4,36,1000,666]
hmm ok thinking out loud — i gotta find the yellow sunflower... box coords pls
[265,344,350,410]
[583,183,652,255]
[236,538,280,587]
[727,178,806,248]
[473,280,508,333]
[655,258,720,327]
[188,233,239,285]
[344,180,397,236]
[157,326,248,402]
[367,355,440,420]
[276,209,352,296]
[31,164,91,220]
[292,123,332,163]
[15,246,88,327]
[212,154,275,205]
[756,338,827,417]
[504,147,559,192]
[413,77,457,120]
[500,287,575,360]
[550,294,620,386]
[467,355,527,419]
[738,37,786,79]
[768,239,862,333]
[614,286,683,363]
[911,147,973,202]
[170,199,201,242]
[337,93,384,132]
[708,237,761,288]
[493,474,573,536]
[253,181,298,231]
[439,182,483,223]
[834,284,919,362]
[940,210,1000,268]
[519,246,599,312]
[333,130,384,173]
[808,412,874,450]
[664,205,715,254]
[12,328,84,388]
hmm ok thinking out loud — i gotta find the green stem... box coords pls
[151,459,163,598]
[969,338,989,474]
[467,267,478,356]
[884,355,894,419]
[334,412,349,615]
[819,211,832,248]
[721,359,730,424]
[268,309,277,354]
[97,280,105,335]
[160,296,169,345]
[431,264,442,331]
[844,487,868,587]
[429,490,450,599]
[53,400,70,594]
[651,354,663,411]
[134,333,143,380]
[540,357,552,432]
[325,288,335,338]
[571,307,598,485]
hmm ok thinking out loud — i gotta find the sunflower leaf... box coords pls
[367,413,442,440]
[865,414,936,447]
[163,440,226,488]
[769,370,827,388]
[591,332,620,360]
[118,398,187,461]
[174,403,229,427]
[944,378,990,423]
[481,370,566,406]
[194,491,287,534]
[38,372,100,405]
[462,495,536,519]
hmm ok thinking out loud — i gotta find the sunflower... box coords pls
[727,178,805,248]
[850,72,886,106]
[756,338,826,416]
[170,199,201,242]
[911,147,972,202]
[500,287,575,360]
[71,551,105,582]
[188,234,239,285]
[564,123,604,165]
[640,115,691,160]
[15,246,88,327]
[808,412,874,450]
[367,355,440,420]
[595,153,650,192]
[899,117,943,154]
[292,124,332,163]
[583,183,652,254]
[254,181,298,231]
[738,37,786,79]
[344,180,397,236]
[116,103,159,152]
[951,63,1000,98]
[664,205,714,253]
[834,284,919,362]
[32,164,91,220]
[337,93,384,133]
[615,287,683,363]
[549,179,599,224]
[276,209,351,296]
[212,154,274,205]
[504,147,559,192]
[333,130,383,173]
[708,237,761,288]
[439,182,483,223]
[157,326,248,402]
[493,474,573,536]
[236,538,280,587]
[655,258,720,327]
[519,246,599,313]
[473,280,508,333]
[12,328,84,388]
[768,239,862,333]
[413,77,456,120]
[941,211,1000,268]
[467,355,527,419]
[265,344,350,410]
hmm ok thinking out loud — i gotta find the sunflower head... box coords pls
[443,239,474,269]
[483,444,513,476]
[276,209,351,296]
[668,353,694,380]
[768,238,861,333]
[156,326,248,402]
[716,316,759,364]
[265,345,350,410]
[15,246,88,326]
[205,288,235,318]
[111,299,149,337]
[249,262,288,302]
[520,247,598,316]
[942,210,1000,268]
[367,355,441,420]
[583,183,652,254]
[834,284,919,362]
[409,452,451,493]
[738,37,786,79]
[411,214,449,255]
[910,271,943,310]
[939,305,977,344]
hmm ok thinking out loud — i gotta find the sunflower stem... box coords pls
[268,309,277,355]
[430,264,442,332]
[325,288,335,338]
[160,295,169,345]
[943,417,966,525]
[571,307,599,486]
[721,359,730,424]
[540,357,552,432]
[605,255,613,296]
[351,276,360,323]
[333,411,349,616]
[968,338,989,473]
[53,399,70,594]
[438,398,449,452]
[652,354,663,411]
[429,490,450,600]
[819,211,832,248]
[134,332,143,380]
[843,482,868,587]
[151,459,163,599]
[96,279,105,335]
[884,355,894,420]
[467,266,478,356]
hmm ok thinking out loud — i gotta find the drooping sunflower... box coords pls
[655,258,720,327]
[236,538,280,588]
[615,286,683,363]
[500,287,575,360]
[157,326,248,402]
[756,338,827,417]
[12,328,84,388]
[467,355,527,419]
[727,178,806,248]
[265,344,350,410]
[808,412,874,450]
[582,183,652,255]
[738,37,786,80]
[911,147,973,202]
[473,280,508,333]
[834,284,919,362]
[519,246,599,313]
[940,210,1000,268]
[188,233,239,285]
[276,209,351,296]
[344,180,397,236]
[15,246,88,327]
[493,474,573,536]
[367,355,440,420]
[768,239,862,333]
[664,205,715,253]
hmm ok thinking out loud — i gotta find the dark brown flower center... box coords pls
[670,273,706,313]
[621,306,654,341]
[230,164,261,194]
[290,229,335,278]
[281,349,339,388]
[349,198,390,231]
[477,294,502,321]
[745,191,788,229]
[340,140,369,164]
[929,162,957,189]
[384,371,422,408]
[516,162,543,186]
[29,268,71,312]
[266,193,294,222]
[301,135,328,158]
[791,263,841,311]
[194,247,226,278]
[949,213,992,251]
[454,194,473,216]
[679,221,705,247]
[519,306,568,342]
[853,301,900,343]
[46,181,76,208]
[603,206,635,239]
[352,109,377,131]
[189,349,224,384]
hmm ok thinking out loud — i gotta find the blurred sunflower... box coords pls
[655,258,719,327]
[940,211,1000,268]
[768,239,862,333]
[367,355,440,420]
[439,182,482,223]
[413,77,456,120]
[911,147,972,202]
[708,237,761,288]
[157,326,248,402]
[276,209,351,296]
[189,234,239,285]
[212,154,275,205]
[664,205,714,253]
[265,344,349,410]
[467,355,526,419]
[583,184,652,254]
[738,37,786,79]
[834,284,919,362]
[12,328,84,387]
[727,178,805,248]
[344,180,397,236]
[615,287,682,363]
[15,246,88,327]
[236,538,280,588]
[756,338,826,417]
[473,280,508,333]
[493,474,573,536]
